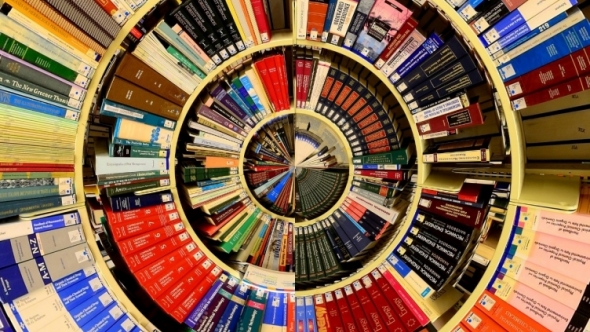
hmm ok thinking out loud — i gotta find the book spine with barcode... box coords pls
[389,33,444,83]
[374,18,419,69]
[469,0,511,35]
[327,0,358,46]
[42,0,115,47]
[380,30,427,77]
[342,0,376,48]
[194,0,234,59]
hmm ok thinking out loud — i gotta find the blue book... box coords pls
[185,277,225,328]
[479,0,577,47]
[487,11,568,55]
[57,274,105,310]
[353,164,403,170]
[329,215,360,258]
[296,296,307,332]
[105,314,140,332]
[262,291,284,330]
[267,171,293,203]
[339,208,370,236]
[100,100,176,130]
[498,20,590,81]
[0,86,80,121]
[109,191,173,212]
[389,34,444,83]
[304,296,317,332]
[231,78,261,117]
[31,211,81,233]
[53,266,98,292]
[70,289,114,327]
[322,0,339,42]
[81,302,125,332]
[111,138,170,150]
[215,282,250,332]
[239,75,266,115]
[226,87,255,121]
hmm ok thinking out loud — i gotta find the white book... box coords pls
[296,0,310,39]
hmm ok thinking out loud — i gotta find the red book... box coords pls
[195,203,248,236]
[418,195,486,228]
[352,104,374,124]
[295,54,305,108]
[287,293,296,332]
[250,219,275,264]
[377,265,430,327]
[323,292,345,332]
[334,288,358,332]
[104,202,176,224]
[253,59,280,111]
[249,0,272,42]
[144,255,200,299]
[307,2,328,41]
[351,280,387,332]
[343,285,372,332]
[475,291,550,332]
[451,324,470,332]
[357,113,382,130]
[117,222,185,256]
[302,54,313,108]
[505,46,590,99]
[511,74,590,111]
[375,18,419,69]
[366,146,392,154]
[461,307,506,331]
[314,294,331,331]
[94,0,118,15]
[278,54,291,110]
[207,200,246,225]
[319,72,336,106]
[136,244,203,284]
[249,165,289,172]
[364,130,394,144]
[170,265,222,322]
[110,209,179,241]
[417,103,484,136]
[122,232,192,272]
[421,182,489,204]
[360,274,406,331]
[286,222,294,272]
[264,56,285,110]
[352,170,406,180]
[156,264,205,313]
[370,267,423,330]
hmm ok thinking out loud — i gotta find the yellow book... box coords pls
[200,189,247,214]
[5,0,102,58]
[218,206,257,242]
[241,0,262,44]
[225,0,252,47]
[245,68,273,114]
[114,118,173,146]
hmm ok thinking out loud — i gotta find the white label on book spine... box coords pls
[465,312,483,328]
[413,97,464,122]
[511,97,526,110]
[61,195,76,206]
[473,17,490,33]
[68,230,83,243]
[460,5,476,20]
[261,33,269,43]
[506,82,522,96]
[422,131,451,139]
[89,277,102,292]
[109,305,124,319]
[375,59,386,69]
[98,292,113,307]
[75,249,90,263]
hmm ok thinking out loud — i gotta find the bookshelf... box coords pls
[3,0,588,329]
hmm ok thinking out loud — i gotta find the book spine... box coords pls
[394,36,469,93]
[250,0,272,42]
[0,70,81,109]
[418,196,485,228]
[462,307,506,331]
[342,0,376,48]
[505,46,590,98]
[110,192,173,212]
[173,5,222,65]
[101,100,176,130]
[412,95,468,122]
[322,0,339,42]
[67,0,122,37]
[0,194,75,219]
[0,50,86,100]
[93,0,127,25]
[211,0,246,51]
[469,0,510,35]
[511,74,590,110]
[296,0,310,39]
[327,0,358,46]
[498,20,590,82]
[343,285,372,331]
[381,30,429,77]
[417,102,483,135]
[194,0,233,59]
[406,70,484,110]
[375,18,419,69]
[390,33,444,83]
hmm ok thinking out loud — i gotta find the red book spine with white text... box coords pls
[352,280,387,332]
[265,56,286,110]
[105,202,177,224]
[249,0,272,42]
[505,46,590,99]
[302,55,313,108]
[461,307,506,331]
[371,267,424,330]
[169,264,221,322]
[117,222,185,255]
[109,210,180,241]
[343,285,372,332]
[296,54,305,108]
[122,232,192,272]
[417,103,484,135]
[274,54,290,110]
[352,169,406,180]
[375,18,419,69]
[361,274,406,331]
[136,244,203,284]
[511,74,590,111]
[253,59,280,111]
[335,288,358,331]
[324,291,345,331]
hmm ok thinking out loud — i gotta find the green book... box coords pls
[352,144,414,165]
[0,34,86,86]
[104,180,167,197]
[353,180,397,198]
[166,45,206,80]
[109,143,168,158]
[237,288,267,332]
[0,183,73,202]
[0,194,76,219]
[219,209,260,253]
[231,210,263,252]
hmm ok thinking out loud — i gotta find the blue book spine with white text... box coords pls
[0,86,79,121]
[498,20,590,81]
[70,289,114,327]
[304,296,318,332]
[487,11,568,55]
[184,277,225,327]
[240,76,266,115]
[111,138,169,150]
[322,0,339,42]
[262,291,284,329]
[390,34,444,83]
[215,283,250,332]
[53,266,98,292]
[31,211,81,233]
[227,87,255,120]
[100,100,176,130]
[81,302,124,332]
[57,274,104,311]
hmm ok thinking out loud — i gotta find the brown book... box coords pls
[526,142,590,161]
[106,77,181,120]
[115,54,189,107]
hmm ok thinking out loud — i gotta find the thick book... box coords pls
[417,194,487,228]
[422,136,503,163]
[512,74,590,111]
[342,0,376,48]
[416,103,484,136]
[475,291,551,332]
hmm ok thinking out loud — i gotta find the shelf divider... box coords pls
[514,174,580,211]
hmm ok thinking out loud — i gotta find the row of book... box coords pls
[0,0,158,218]
[453,205,590,331]
[0,210,145,332]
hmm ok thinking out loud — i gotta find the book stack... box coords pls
[451,205,590,331]
[387,180,513,296]
[0,210,144,332]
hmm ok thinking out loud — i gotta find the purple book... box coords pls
[184,275,226,328]
[210,83,251,125]
[194,274,240,332]
[196,104,248,137]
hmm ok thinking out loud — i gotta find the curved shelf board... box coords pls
[295,188,422,296]
[427,0,525,200]
[294,39,429,184]
[78,206,158,332]
[74,0,163,200]
[439,204,517,330]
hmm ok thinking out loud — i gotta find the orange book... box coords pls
[462,307,507,332]
[450,324,470,332]
[238,0,259,45]
[6,0,104,58]
[475,291,551,332]
[204,156,240,168]
[287,293,296,332]
[306,1,328,41]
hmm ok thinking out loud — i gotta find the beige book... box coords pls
[242,0,263,44]
[526,142,590,160]
[523,108,590,144]
[519,89,590,117]
[201,189,248,214]
[115,118,173,145]
[210,206,252,242]
[245,68,273,114]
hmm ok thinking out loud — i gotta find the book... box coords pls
[422,136,503,163]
